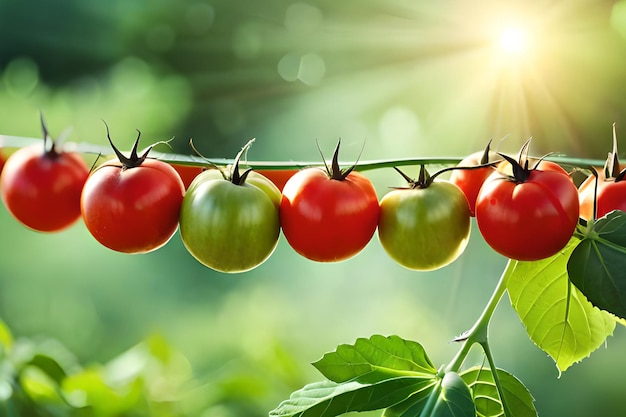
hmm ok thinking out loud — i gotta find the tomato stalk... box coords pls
[445,259,517,417]
[0,134,609,171]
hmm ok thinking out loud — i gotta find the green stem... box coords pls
[0,135,608,172]
[480,340,514,417]
[445,259,516,373]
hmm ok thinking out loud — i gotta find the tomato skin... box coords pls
[584,178,626,219]
[0,144,89,232]
[449,151,498,217]
[280,168,379,262]
[81,159,185,253]
[187,167,282,208]
[475,169,580,261]
[378,181,471,271]
[255,169,298,191]
[170,164,204,190]
[576,167,626,220]
[179,174,280,273]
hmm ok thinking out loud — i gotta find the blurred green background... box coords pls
[1,0,626,416]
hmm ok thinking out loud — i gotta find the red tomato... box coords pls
[449,150,499,217]
[577,166,626,220]
[579,173,626,220]
[81,159,185,254]
[0,143,89,232]
[280,168,379,262]
[255,169,298,191]
[0,150,5,173]
[475,169,579,261]
[170,164,204,190]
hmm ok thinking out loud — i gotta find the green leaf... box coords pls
[385,372,474,417]
[460,367,536,417]
[568,210,626,320]
[269,376,437,417]
[507,239,616,372]
[313,335,437,383]
[0,320,13,353]
[27,354,67,385]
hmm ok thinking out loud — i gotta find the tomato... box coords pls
[179,167,280,273]
[475,166,579,261]
[170,164,204,190]
[579,169,626,220]
[449,146,500,217]
[280,142,379,262]
[578,152,624,220]
[378,177,471,271]
[0,123,89,232]
[81,128,185,253]
[0,149,5,173]
[255,169,299,191]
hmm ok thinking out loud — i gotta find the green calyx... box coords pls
[319,139,361,181]
[104,121,153,169]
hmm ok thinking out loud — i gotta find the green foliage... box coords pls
[568,210,626,320]
[0,330,198,417]
[270,335,537,417]
[312,335,437,383]
[460,367,536,417]
[385,371,475,417]
[507,239,617,372]
[270,335,439,417]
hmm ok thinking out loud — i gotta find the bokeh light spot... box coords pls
[4,58,39,97]
[297,53,326,86]
[285,2,323,34]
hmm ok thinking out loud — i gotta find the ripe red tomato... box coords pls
[81,158,184,253]
[81,128,185,253]
[254,169,298,191]
[449,148,500,217]
[280,167,379,262]
[475,168,579,261]
[170,164,204,190]
[0,141,89,232]
[579,172,626,220]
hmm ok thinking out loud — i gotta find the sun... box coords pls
[496,26,531,56]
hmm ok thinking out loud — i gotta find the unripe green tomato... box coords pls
[179,176,280,273]
[377,180,471,271]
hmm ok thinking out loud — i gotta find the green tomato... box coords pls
[378,180,471,271]
[179,175,280,273]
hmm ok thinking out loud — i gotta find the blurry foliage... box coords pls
[0,318,311,417]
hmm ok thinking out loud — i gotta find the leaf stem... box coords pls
[446,259,516,373]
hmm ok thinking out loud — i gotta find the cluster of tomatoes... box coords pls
[1,120,625,273]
